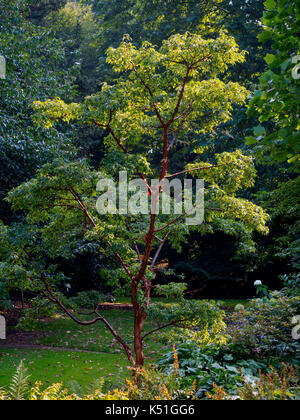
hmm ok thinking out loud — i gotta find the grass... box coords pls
[0,348,129,393]
[217,299,249,308]
[115,296,249,308]
[18,309,169,357]
[0,298,248,392]
[0,308,171,392]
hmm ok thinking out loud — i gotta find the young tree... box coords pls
[8,32,269,366]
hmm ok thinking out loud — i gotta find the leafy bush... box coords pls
[148,296,228,348]
[17,297,57,330]
[0,278,11,310]
[281,273,300,297]
[69,290,112,310]
[208,364,300,400]
[157,291,300,399]
[227,291,300,357]
[158,343,269,399]
[124,367,196,400]
[124,347,196,400]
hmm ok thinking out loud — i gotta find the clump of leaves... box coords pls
[208,364,300,400]
[125,347,197,400]
[69,290,113,311]
[157,342,271,399]
[227,291,300,357]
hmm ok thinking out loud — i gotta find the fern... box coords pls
[67,378,104,398]
[8,361,30,400]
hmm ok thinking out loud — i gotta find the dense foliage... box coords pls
[0,0,76,223]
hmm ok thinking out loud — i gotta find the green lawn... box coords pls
[0,308,170,392]
[0,348,129,393]
[0,299,248,392]
[115,296,248,308]
[17,309,169,357]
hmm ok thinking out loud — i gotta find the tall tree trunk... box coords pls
[134,306,147,367]
[132,282,147,367]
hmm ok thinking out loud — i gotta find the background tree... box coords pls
[247,0,300,279]
[0,0,77,223]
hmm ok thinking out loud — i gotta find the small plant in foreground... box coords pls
[208,364,300,400]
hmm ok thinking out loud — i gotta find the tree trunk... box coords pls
[133,306,147,366]
[132,283,147,367]
[21,289,25,310]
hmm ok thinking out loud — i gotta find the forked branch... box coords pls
[40,274,135,365]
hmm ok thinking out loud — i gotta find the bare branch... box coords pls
[150,232,170,270]
[69,188,97,228]
[40,274,135,365]
[107,126,128,154]
[154,212,188,234]
[142,318,189,340]
[165,164,221,179]
[125,219,142,263]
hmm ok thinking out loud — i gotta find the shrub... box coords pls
[208,364,300,400]
[157,343,269,399]
[125,347,196,400]
[17,297,57,330]
[281,273,300,297]
[69,290,111,310]
[227,291,300,357]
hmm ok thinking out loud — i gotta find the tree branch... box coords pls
[131,63,166,128]
[165,164,221,178]
[142,318,189,340]
[69,188,133,279]
[40,274,135,365]
[154,212,188,233]
[168,66,191,126]
[150,232,170,270]
[125,219,142,264]
[69,188,97,228]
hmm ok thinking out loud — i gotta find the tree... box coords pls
[7,32,269,367]
[0,0,77,223]
[246,0,300,278]
[27,0,67,24]
[247,0,300,166]
[44,1,103,96]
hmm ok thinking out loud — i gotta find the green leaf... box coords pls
[264,53,276,66]
[245,136,257,145]
[264,0,276,11]
[254,125,266,137]
[258,31,272,43]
